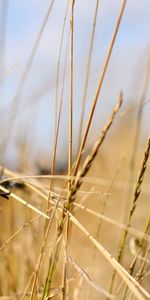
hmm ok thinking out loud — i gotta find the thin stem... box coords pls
[69,212,149,300]
[119,135,150,262]
[55,0,69,134]
[73,0,127,177]
[109,135,150,295]
[77,0,100,152]
[121,214,150,300]
[66,93,122,208]
[46,35,69,218]
[0,185,49,220]
[68,0,75,189]
[61,216,70,300]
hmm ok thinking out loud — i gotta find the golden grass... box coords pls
[0,1,150,300]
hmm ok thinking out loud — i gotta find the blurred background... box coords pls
[0,2,150,298]
[0,0,150,171]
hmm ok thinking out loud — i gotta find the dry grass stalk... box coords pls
[73,202,150,243]
[29,36,70,298]
[36,94,122,299]
[41,230,64,299]
[123,248,150,300]
[48,0,69,214]
[29,171,71,299]
[93,154,126,240]
[121,215,150,299]
[0,184,49,220]
[46,50,65,217]
[68,0,75,189]
[61,1,75,296]
[109,135,150,296]
[130,54,150,173]
[0,217,39,251]
[73,0,127,177]
[31,1,74,299]
[61,216,70,300]
[21,273,34,300]
[29,207,56,300]
[135,247,150,283]
[121,54,150,230]
[78,0,100,150]
[68,256,114,299]
[67,93,122,207]
[118,135,150,262]
[69,212,149,300]
[55,0,69,132]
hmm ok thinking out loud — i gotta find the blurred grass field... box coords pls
[0,1,150,299]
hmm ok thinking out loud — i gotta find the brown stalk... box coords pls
[95,155,126,240]
[109,135,150,295]
[30,29,69,300]
[68,0,75,190]
[29,207,55,300]
[46,29,69,216]
[61,215,70,300]
[121,214,150,300]
[72,0,127,177]
[77,0,100,151]
[121,53,150,225]
[69,212,148,300]
[41,3,75,296]
[66,92,123,207]
[61,1,75,297]
[118,135,150,262]
[55,0,69,134]
[68,256,114,299]
[39,93,122,299]
[130,54,150,173]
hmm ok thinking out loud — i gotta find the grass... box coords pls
[0,1,150,299]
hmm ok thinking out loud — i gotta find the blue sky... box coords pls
[0,0,150,168]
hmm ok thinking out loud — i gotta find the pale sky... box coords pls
[0,0,150,167]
